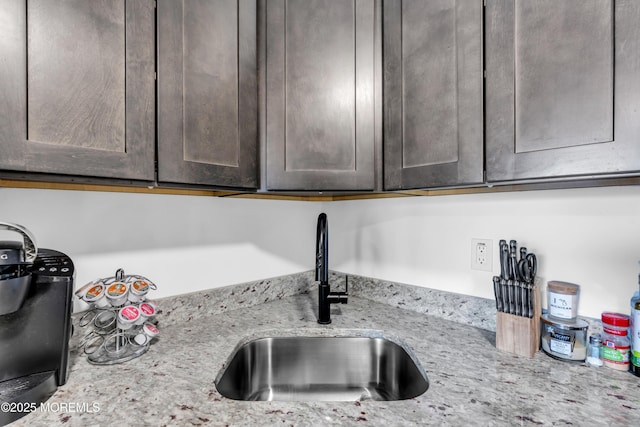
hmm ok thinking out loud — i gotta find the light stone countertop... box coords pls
[12,276,640,426]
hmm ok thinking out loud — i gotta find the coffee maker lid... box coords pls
[0,222,37,265]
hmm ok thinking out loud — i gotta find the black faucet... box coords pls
[316,213,347,324]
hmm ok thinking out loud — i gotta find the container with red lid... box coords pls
[134,322,159,346]
[136,301,156,325]
[601,312,630,371]
[117,305,140,330]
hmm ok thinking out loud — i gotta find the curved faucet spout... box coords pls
[315,213,328,283]
[315,213,347,324]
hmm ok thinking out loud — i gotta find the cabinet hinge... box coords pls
[483,70,487,79]
[154,0,157,8]
[154,72,157,81]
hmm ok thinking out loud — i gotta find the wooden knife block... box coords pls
[495,283,541,358]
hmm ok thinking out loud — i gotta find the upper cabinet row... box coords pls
[1,1,639,192]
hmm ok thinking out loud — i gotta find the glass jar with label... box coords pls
[601,312,630,371]
[547,281,580,320]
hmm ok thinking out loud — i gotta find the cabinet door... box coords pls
[486,0,640,182]
[265,0,377,191]
[384,0,483,190]
[157,0,258,189]
[0,0,155,180]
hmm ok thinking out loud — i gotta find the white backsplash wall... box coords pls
[327,185,640,319]
[2,185,639,318]
[0,187,321,311]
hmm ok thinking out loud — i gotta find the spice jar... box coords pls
[547,281,580,320]
[601,312,630,371]
[586,334,603,367]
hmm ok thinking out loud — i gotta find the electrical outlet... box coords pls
[471,239,493,272]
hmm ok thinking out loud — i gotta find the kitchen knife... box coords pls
[509,240,518,261]
[510,251,520,281]
[501,278,508,313]
[520,281,528,318]
[507,280,515,315]
[493,276,502,312]
[500,242,510,280]
[514,280,521,316]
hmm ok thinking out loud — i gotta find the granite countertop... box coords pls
[13,277,640,426]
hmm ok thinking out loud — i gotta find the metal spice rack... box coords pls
[76,269,159,365]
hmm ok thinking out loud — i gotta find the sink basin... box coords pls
[215,336,429,401]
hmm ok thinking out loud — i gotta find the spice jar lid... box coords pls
[601,312,630,327]
[589,334,602,345]
[547,281,580,294]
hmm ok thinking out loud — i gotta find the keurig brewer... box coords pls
[0,222,74,426]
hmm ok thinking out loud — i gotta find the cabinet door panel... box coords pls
[384,0,483,190]
[265,0,376,191]
[0,0,155,180]
[514,1,613,153]
[486,0,640,181]
[158,0,258,188]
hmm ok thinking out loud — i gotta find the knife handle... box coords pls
[500,243,510,279]
[520,282,528,318]
[493,276,502,312]
[507,280,515,315]
[501,278,508,314]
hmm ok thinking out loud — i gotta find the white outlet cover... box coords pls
[471,238,493,272]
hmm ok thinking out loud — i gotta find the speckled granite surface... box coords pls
[11,276,640,426]
[157,271,316,327]
[155,271,497,331]
[344,274,497,331]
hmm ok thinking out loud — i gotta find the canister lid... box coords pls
[541,313,589,330]
[601,312,630,327]
[547,281,580,295]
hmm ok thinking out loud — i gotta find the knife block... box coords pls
[495,283,541,358]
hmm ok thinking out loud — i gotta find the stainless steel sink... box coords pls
[215,336,429,401]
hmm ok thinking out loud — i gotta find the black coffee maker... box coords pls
[0,222,74,426]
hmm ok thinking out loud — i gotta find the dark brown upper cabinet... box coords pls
[264,0,379,191]
[486,0,640,182]
[0,0,155,181]
[157,0,258,189]
[383,0,484,190]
